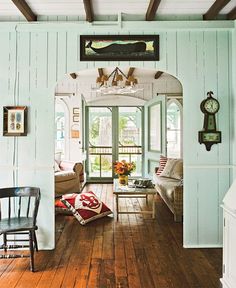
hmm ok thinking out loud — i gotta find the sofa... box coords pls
[152,156,183,222]
[55,160,84,197]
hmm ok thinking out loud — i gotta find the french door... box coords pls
[143,95,167,177]
[86,106,143,182]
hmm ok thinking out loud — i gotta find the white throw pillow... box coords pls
[160,158,183,179]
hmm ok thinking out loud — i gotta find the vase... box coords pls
[118,175,128,186]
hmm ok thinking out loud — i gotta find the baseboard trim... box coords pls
[183,244,223,248]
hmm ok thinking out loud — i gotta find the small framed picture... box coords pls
[73,108,80,114]
[73,116,80,122]
[3,106,28,136]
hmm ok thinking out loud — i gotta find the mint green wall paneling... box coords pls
[184,32,205,164]
[57,16,67,22]
[232,25,236,173]
[47,32,58,87]
[66,32,79,74]
[30,32,54,167]
[198,168,219,246]
[9,32,17,104]
[1,32,17,177]
[218,168,230,244]
[30,32,39,90]
[203,31,218,98]
[183,168,199,246]
[166,31,177,76]
[198,32,218,164]
[217,31,230,165]
[0,33,10,167]
[0,33,10,99]
[190,32,205,163]
[33,32,54,164]
[229,29,234,170]
[46,16,58,22]
[193,32,206,164]
[17,32,34,169]
[177,32,197,163]
[36,33,48,88]
[0,32,16,173]
[17,33,30,101]
[0,22,234,249]
[57,32,67,82]
[156,32,167,71]
[176,31,190,83]
[33,88,54,166]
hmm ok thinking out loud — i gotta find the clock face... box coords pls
[204,98,219,114]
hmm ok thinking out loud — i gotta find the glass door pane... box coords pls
[167,101,181,158]
[88,107,112,178]
[118,107,142,177]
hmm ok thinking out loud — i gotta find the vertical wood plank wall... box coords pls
[232,22,236,178]
[0,22,235,249]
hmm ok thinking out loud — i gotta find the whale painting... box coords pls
[80,35,159,61]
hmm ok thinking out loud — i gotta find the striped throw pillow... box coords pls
[156,155,168,175]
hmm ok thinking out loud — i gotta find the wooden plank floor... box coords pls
[0,183,222,288]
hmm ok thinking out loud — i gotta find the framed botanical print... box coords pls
[3,106,28,136]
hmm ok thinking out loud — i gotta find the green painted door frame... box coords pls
[85,106,143,183]
[144,95,166,177]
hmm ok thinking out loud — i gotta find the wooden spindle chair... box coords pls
[0,187,40,272]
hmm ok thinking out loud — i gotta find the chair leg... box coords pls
[3,234,7,252]
[29,231,35,272]
[32,231,38,252]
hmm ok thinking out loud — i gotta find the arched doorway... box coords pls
[54,67,183,181]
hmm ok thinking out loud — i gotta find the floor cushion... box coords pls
[60,191,112,225]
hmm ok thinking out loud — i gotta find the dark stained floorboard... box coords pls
[0,183,222,288]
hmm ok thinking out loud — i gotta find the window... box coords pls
[167,100,182,158]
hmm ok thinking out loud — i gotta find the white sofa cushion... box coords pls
[160,158,183,180]
[153,173,182,201]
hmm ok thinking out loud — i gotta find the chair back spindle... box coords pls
[18,196,22,218]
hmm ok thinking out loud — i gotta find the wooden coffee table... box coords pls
[113,179,156,220]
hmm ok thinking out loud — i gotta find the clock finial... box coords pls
[207,91,213,97]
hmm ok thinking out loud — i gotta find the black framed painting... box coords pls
[3,106,28,136]
[80,35,159,61]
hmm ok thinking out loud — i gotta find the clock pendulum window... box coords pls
[198,91,221,151]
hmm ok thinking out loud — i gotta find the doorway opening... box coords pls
[54,67,183,224]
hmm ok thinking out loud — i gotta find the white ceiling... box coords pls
[0,0,235,20]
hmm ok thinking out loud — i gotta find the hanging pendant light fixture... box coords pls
[94,67,143,95]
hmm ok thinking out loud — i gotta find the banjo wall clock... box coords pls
[198,91,221,151]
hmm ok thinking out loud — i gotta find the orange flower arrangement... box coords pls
[114,160,135,176]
